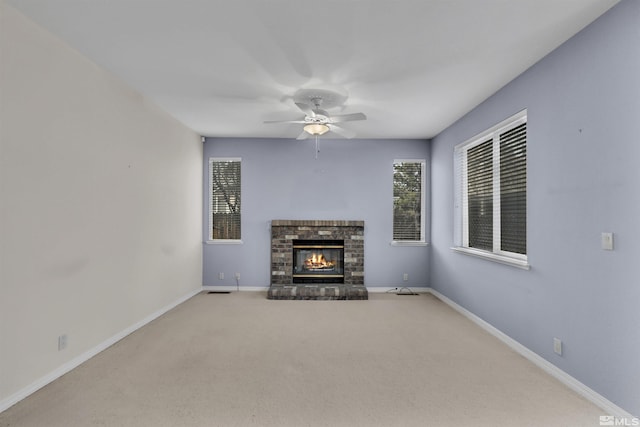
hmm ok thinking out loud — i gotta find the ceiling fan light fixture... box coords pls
[303,123,329,136]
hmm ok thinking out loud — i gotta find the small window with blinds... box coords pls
[393,160,426,243]
[454,111,527,267]
[209,158,241,242]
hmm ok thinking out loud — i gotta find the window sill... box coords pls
[391,241,429,247]
[451,247,530,270]
[205,240,243,245]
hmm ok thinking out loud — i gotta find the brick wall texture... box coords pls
[271,220,364,285]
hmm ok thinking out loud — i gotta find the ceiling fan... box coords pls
[264,92,366,140]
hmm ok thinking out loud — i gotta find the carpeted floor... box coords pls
[0,291,604,426]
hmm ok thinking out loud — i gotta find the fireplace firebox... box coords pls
[292,240,344,283]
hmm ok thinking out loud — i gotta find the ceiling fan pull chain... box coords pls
[315,135,319,159]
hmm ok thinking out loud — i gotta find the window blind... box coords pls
[466,139,494,251]
[499,123,527,254]
[210,159,241,240]
[393,161,424,241]
[453,110,527,265]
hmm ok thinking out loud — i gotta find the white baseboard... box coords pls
[0,288,201,414]
[367,286,430,293]
[202,286,431,294]
[428,288,636,419]
[202,285,269,292]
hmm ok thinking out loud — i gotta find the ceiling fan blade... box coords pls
[329,124,356,139]
[264,119,307,124]
[296,130,310,140]
[295,102,315,117]
[329,112,367,123]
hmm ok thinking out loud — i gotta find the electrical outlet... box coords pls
[58,334,68,351]
[218,272,224,280]
[403,273,409,282]
[235,272,240,280]
[553,338,562,356]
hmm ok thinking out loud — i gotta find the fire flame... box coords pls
[304,252,335,269]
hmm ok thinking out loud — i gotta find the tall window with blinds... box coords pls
[499,123,527,254]
[454,111,527,265]
[209,158,241,241]
[393,160,426,243]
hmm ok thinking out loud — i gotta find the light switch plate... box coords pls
[601,232,614,251]
[553,338,562,355]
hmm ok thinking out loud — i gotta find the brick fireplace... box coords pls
[269,220,367,300]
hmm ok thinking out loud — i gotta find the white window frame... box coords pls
[207,157,243,245]
[392,159,428,246]
[453,111,528,269]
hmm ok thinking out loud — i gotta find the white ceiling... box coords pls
[7,0,619,139]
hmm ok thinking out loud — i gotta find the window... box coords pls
[393,159,426,244]
[209,158,241,242]
[454,111,528,268]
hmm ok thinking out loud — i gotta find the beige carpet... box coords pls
[0,291,603,427]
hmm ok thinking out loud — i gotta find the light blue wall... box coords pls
[430,0,639,415]
[203,137,430,289]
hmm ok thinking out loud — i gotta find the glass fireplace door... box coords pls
[292,240,344,283]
